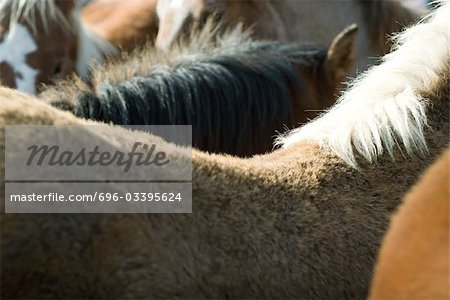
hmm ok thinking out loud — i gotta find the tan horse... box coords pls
[370,147,450,300]
[1,3,449,299]
[81,0,159,53]
[155,0,422,74]
[0,0,116,94]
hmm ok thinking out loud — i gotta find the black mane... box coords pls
[45,31,326,156]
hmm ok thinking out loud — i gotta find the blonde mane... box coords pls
[278,1,450,167]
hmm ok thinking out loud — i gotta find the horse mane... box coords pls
[0,0,69,33]
[41,23,326,156]
[360,0,423,54]
[278,1,450,167]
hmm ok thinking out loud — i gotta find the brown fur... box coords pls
[370,147,450,300]
[0,61,16,89]
[82,0,159,53]
[0,62,448,298]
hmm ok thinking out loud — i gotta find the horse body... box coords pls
[1,2,449,298]
[0,0,116,94]
[0,82,448,298]
[370,147,450,299]
[156,0,422,73]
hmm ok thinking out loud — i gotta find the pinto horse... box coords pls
[40,23,358,157]
[370,147,450,299]
[155,0,422,74]
[81,0,159,53]
[1,2,449,299]
[0,0,116,94]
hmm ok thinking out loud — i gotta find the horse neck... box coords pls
[192,95,449,216]
[5,83,449,213]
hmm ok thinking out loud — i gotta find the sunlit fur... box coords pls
[278,1,450,167]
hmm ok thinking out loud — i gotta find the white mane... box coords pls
[277,1,450,167]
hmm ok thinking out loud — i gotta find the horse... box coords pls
[0,0,116,94]
[39,23,358,157]
[369,147,449,299]
[155,0,422,74]
[1,2,449,299]
[81,0,159,53]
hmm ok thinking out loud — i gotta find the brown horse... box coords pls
[81,0,159,53]
[155,0,422,74]
[1,3,449,298]
[0,0,116,94]
[39,23,357,157]
[370,147,450,300]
